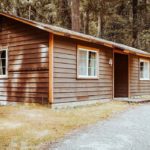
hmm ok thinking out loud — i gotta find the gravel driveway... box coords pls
[49,104,150,150]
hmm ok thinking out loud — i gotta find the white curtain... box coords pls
[79,50,88,76]
[144,62,149,79]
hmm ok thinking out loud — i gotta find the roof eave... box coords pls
[0,12,149,58]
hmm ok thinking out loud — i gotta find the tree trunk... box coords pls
[71,0,80,31]
[85,9,89,34]
[97,11,104,38]
[132,0,138,47]
[80,12,84,33]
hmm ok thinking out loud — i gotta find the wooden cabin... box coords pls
[0,12,150,105]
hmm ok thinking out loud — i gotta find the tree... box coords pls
[0,0,149,51]
[71,0,80,31]
[132,0,138,47]
[97,0,106,38]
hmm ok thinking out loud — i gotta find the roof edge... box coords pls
[0,12,150,58]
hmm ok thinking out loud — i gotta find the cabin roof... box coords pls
[0,12,150,57]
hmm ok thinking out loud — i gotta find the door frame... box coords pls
[113,50,130,99]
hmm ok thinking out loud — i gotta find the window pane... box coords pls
[79,50,88,76]
[0,67,3,75]
[140,61,149,79]
[140,62,144,79]
[88,51,97,76]
[144,62,149,79]
[1,51,6,58]
[2,67,6,75]
[0,50,6,75]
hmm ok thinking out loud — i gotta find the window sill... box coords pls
[0,75,8,79]
[140,79,150,81]
[77,76,99,80]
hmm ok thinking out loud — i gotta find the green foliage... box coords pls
[0,0,149,51]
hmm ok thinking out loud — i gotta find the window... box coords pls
[78,46,98,78]
[0,48,8,77]
[140,59,150,80]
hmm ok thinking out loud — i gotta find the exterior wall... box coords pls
[1,15,150,104]
[0,16,49,103]
[53,36,113,103]
[130,54,150,97]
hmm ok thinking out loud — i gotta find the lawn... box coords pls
[0,101,132,149]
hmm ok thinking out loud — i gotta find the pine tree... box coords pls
[0,0,149,51]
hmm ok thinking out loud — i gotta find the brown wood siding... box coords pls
[0,16,49,103]
[53,36,113,103]
[130,55,150,97]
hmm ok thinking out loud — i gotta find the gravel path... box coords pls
[49,104,150,150]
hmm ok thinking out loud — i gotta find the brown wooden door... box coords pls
[114,53,128,97]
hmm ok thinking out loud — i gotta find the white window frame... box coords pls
[0,48,8,78]
[139,59,150,80]
[77,46,99,79]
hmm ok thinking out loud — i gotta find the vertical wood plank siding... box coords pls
[0,17,49,103]
[130,55,150,97]
[53,36,113,103]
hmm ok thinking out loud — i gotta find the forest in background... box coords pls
[0,0,150,51]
